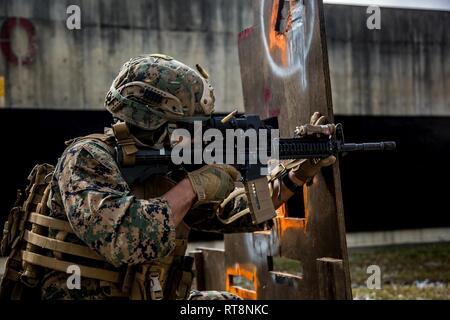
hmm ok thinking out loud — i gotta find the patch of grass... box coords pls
[349,242,450,300]
[272,256,303,277]
[268,242,450,299]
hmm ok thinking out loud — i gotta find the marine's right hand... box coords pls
[187,164,240,206]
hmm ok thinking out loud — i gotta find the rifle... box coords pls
[117,112,396,225]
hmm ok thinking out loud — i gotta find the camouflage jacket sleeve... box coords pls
[55,139,176,267]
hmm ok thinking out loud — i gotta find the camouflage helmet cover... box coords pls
[105,54,215,130]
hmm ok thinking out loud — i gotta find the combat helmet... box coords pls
[105,54,215,131]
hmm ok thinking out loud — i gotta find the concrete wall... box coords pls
[0,0,449,115]
[0,0,252,112]
[324,4,450,116]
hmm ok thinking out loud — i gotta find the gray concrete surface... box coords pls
[0,0,252,112]
[0,1,449,116]
[186,228,450,252]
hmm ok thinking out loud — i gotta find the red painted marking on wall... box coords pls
[263,86,272,104]
[0,17,37,65]
[238,27,254,42]
[269,107,281,118]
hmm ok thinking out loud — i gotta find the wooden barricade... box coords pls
[193,0,352,300]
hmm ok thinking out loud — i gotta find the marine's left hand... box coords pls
[289,112,337,185]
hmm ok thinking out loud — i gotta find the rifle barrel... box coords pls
[341,142,396,152]
[277,139,396,159]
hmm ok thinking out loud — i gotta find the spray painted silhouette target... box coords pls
[260,0,315,89]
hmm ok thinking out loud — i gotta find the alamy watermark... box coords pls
[366,265,382,289]
[367,6,381,30]
[66,5,81,30]
[66,263,382,291]
[170,121,280,173]
[66,4,380,31]
[66,264,81,290]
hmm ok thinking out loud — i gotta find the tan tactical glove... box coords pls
[289,112,337,185]
[288,156,336,185]
[187,164,241,206]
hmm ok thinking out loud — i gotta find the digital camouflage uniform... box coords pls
[41,137,173,299]
[40,135,259,300]
[0,54,266,300]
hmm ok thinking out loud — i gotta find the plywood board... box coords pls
[224,0,352,300]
